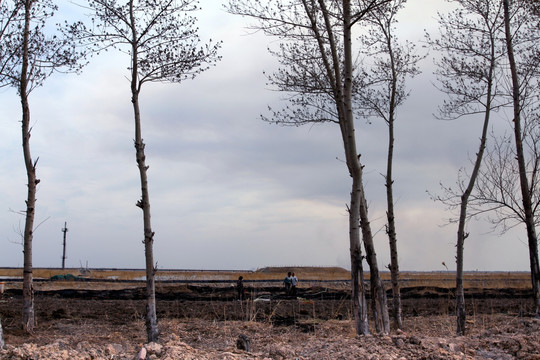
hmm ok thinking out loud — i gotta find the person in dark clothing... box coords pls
[283,272,292,295]
[237,276,245,300]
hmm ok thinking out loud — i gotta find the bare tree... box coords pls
[227,0,391,335]
[355,0,421,330]
[430,0,540,332]
[426,0,507,335]
[503,0,540,317]
[70,0,221,342]
[0,0,84,333]
[426,0,510,335]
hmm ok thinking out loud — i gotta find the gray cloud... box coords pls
[0,0,531,272]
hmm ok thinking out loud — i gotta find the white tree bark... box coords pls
[21,0,36,333]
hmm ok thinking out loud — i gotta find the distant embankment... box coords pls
[0,267,532,292]
[0,266,350,283]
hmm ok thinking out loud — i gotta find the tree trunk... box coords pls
[385,36,402,330]
[385,146,402,330]
[455,38,494,334]
[340,0,369,335]
[21,0,35,333]
[342,0,388,335]
[455,225,467,335]
[21,91,36,334]
[349,177,370,335]
[130,0,159,342]
[0,317,4,348]
[359,186,390,334]
[503,0,540,317]
[455,77,492,335]
[132,89,159,342]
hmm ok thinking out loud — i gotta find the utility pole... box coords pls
[61,222,68,269]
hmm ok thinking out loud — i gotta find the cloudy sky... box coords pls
[0,0,532,272]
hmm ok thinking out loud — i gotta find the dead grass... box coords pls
[0,267,532,292]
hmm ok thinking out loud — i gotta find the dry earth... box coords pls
[1,283,539,360]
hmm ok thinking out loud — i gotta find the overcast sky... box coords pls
[0,0,532,272]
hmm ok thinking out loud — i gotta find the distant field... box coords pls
[0,267,532,292]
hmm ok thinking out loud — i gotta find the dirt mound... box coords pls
[255,266,349,276]
[1,315,540,359]
[1,284,538,359]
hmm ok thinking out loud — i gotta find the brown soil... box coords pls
[1,284,539,359]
